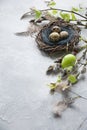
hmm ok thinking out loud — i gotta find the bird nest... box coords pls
[36,18,80,53]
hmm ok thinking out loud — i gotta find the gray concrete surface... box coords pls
[0,0,87,130]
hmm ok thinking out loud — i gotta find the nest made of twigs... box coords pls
[36,18,80,54]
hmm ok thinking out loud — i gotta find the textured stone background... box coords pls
[0,0,87,130]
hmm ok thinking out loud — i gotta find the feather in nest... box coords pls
[15,10,58,37]
[15,22,42,37]
[20,11,34,20]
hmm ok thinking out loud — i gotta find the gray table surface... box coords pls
[0,0,87,130]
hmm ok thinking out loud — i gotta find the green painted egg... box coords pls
[61,54,76,68]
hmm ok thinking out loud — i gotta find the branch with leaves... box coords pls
[16,0,87,39]
[16,0,87,117]
[47,38,87,116]
[16,0,87,37]
[21,0,87,25]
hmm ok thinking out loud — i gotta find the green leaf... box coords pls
[60,12,70,21]
[68,74,77,84]
[72,6,84,13]
[79,36,83,41]
[52,10,58,15]
[79,36,87,43]
[34,9,42,19]
[60,11,64,18]
[48,10,58,16]
[57,76,62,82]
[71,7,79,12]
[48,83,56,89]
[79,4,85,12]
[71,13,77,21]
[48,1,56,7]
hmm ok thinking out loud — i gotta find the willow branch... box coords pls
[21,8,87,20]
[50,8,87,19]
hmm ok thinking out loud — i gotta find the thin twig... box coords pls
[21,8,87,20]
[74,23,87,27]
[40,8,87,20]
[77,117,87,130]
[69,89,87,101]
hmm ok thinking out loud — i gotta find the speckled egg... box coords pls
[49,32,60,42]
[51,26,61,33]
[60,31,69,39]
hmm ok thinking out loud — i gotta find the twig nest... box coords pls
[49,32,60,42]
[51,26,61,33]
[60,31,69,39]
[36,18,80,53]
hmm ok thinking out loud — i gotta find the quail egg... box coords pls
[49,32,60,42]
[60,31,69,39]
[51,26,61,33]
